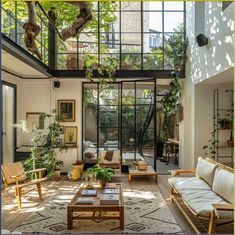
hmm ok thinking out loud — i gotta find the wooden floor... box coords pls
[2,174,233,234]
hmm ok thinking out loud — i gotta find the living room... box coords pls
[1,1,234,234]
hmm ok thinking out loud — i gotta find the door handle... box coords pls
[2,132,6,136]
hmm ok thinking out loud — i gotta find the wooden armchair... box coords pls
[2,162,47,209]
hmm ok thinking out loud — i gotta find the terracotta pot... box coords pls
[54,169,61,180]
[98,179,107,187]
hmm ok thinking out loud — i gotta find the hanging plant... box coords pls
[161,75,181,115]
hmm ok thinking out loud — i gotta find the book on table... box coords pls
[102,188,120,194]
[80,189,97,196]
[76,197,94,205]
[100,194,120,205]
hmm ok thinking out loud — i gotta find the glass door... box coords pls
[2,82,16,163]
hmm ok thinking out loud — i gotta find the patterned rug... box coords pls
[13,184,182,234]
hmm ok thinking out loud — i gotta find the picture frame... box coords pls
[55,138,63,147]
[58,99,75,122]
[26,112,44,129]
[64,126,77,147]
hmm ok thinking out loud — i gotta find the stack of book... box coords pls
[76,197,94,205]
[100,184,120,205]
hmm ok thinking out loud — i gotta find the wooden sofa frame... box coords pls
[169,158,234,234]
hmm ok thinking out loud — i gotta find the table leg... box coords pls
[67,207,73,229]
[155,173,158,183]
[120,207,124,230]
[128,174,131,182]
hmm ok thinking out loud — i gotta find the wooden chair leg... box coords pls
[36,183,42,201]
[15,187,22,209]
[208,209,215,234]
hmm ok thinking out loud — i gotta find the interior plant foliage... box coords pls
[161,76,181,115]
[16,110,64,179]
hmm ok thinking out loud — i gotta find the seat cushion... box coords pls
[168,176,211,194]
[212,168,234,204]
[196,157,218,186]
[182,189,229,216]
[99,150,120,164]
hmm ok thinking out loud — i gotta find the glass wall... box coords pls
[82,81,156,170]
[58,1,185,70]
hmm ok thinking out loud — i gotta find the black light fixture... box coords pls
[196,34,208,47]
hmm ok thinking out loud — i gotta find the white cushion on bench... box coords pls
[196,157,218,186]
[212,168,234,204]
[168,177,211,194]
[182,189,229,216]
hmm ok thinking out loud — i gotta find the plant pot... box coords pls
[54,169,61,180]
[98,179,107,187]
[227,140,234,147]
[156,142,164,159]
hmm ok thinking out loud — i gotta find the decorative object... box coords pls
[218,118,232,129]
[58,100,75,122]
[70,161,84,181]
[64,126,77,147]
[55,138,62,147]
[59,125,64,134]
[137,161,147,171]
[86,165,115,187]
[14,110,64,179]
[11,182,182,234]
[26,112,44,129]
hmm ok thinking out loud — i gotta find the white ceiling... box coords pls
[1,50,48,78]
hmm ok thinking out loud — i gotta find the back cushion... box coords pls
[212,168,234,204]
[196,157,218,186]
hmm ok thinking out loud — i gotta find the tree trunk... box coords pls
[60,1,92,41]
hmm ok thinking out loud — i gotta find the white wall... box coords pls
[2,72,84,167]
[186,2,234,83]
[180,2,234,168]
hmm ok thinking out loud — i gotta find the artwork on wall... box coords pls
[58,100,75,122]
[55,138,63,147]
[64,126,77,147]
[26,112,44,129]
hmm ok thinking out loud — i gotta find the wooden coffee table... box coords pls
[67,182,124,230]
[128,165,158,183]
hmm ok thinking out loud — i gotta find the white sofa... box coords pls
[168,157,234,234]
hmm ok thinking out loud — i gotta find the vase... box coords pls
[98,179,106,187]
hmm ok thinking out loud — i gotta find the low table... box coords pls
[67,182,124,230]
[128,165,158,183]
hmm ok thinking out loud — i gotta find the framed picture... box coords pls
[58,100,75,122]
[64,126,77,147]
[55,138,62,147]
[26,112,44,129]
[59,125,64,134]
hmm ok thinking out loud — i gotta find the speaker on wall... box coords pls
[54,80,60,88]
[196,34,208,47]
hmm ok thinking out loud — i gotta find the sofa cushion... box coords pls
[196,157,218,186]
[99,150,120,164]
[168,177,211,195]
[212,168,234,204]
[182,189,229,216]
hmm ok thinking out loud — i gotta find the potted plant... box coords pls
[218,118,232,129]
[14,110,65,180]
[86,166,115,187]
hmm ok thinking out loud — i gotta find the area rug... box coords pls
[13,184,182,234]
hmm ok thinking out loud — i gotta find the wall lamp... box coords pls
[196,34,208,47]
